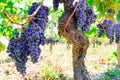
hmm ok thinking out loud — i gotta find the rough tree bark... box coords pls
[58,0,90,80]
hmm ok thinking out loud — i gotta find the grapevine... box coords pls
[4,0,120,79]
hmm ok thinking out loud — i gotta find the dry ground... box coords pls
[0,42,117,80]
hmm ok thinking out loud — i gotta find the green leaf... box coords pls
[116,13,120,21]
[0,2,7,11]
[0,41,6,52]
[86,0,94,7]
[97,12,103,19]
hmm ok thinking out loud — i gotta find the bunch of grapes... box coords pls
[22,24,45,63]
[28,2,49,28]
[97,20,120,44]
[53,0,63,11]
[7,2,49,74]
[74,0,96,32]
[97,20,114,44]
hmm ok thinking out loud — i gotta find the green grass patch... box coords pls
[0,41,6,52]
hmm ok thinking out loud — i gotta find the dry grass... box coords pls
[0,42,117,80]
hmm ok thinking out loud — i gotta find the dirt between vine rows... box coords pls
[0,42,118,80]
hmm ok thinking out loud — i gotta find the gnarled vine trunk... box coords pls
[58,0,90,80]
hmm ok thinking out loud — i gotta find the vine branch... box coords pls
[0,12,28,18]
[3,13,23,26]
[1,2,43,27]
[63,0,80,32]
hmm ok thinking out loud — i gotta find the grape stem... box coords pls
[1,1,43,27]
[93,18,106,30]
[3,13,22,26]
[93,19,101,24]
[63,0,80,32]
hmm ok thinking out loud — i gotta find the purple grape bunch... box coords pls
[23,23,46,63]
[97,20,120,44]
[7,2,49,74]
[7,30,29,74]
[97,20,114,43]
[28,2,49,29]
[74,0,96,32]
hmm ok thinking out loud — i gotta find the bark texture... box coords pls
[58,0,90,80]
